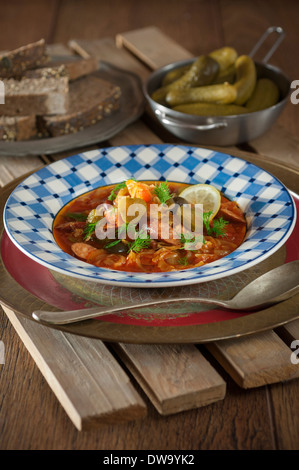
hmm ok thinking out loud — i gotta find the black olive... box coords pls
[105,241,129,254]
[172,196,188,206]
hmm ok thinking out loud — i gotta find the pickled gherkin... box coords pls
[151,55,219,104]
[209,47,238,72]
[232,55,256,105]
[166,82,237,106]
[245,78,279,111]
[162,64,190,86]
[212,63,236,84]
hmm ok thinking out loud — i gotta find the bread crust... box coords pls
[0,39,49,78]
[0,115,36,141]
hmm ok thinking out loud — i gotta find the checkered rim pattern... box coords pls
[3,144,296,287]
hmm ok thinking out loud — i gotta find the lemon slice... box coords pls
[179,184,221,220]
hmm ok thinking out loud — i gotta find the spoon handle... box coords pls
[32,297,228,325]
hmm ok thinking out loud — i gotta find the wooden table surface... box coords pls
[0,0,299,451]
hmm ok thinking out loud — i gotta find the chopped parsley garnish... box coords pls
[180,233,205,250]
[178,256,188,266]
[154,181,173,204]
[212,217,229,237]
[128,230,151,253]
[105,239,122,249]
[203,211,228,237]
[83,222,98,240]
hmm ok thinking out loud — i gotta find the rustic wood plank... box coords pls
[249,124,299,170]
[206,330,299,389]
[2,306,147,430]
[0,156,44,187]
[275,319,299,348]
[69,37,149,80]
[116,25,192,69]
[109,120,163,146]
[46,43,73,56]
[267,378,299,449]
[112,343,226,415]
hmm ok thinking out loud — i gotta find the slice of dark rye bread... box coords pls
[0,115,36,141]
[0,39,49,78]
[24,57,99,81]
[0,75,69,116]
[46,57,99,81]
[37,74,121,137]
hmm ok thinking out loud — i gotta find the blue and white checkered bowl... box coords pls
[3,144,296,287]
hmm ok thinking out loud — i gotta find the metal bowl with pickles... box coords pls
[144,27,291,146]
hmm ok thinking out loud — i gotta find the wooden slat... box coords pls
[3,306,147,430]
[109,120,163,146]
[116,25,192,69]
[69,37,149,80]
[113,343,226,415]
[250,125,299,170]
[206,330,299,389]
[0,155,43,187]
[275,319,299,347]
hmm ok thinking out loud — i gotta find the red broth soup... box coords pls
[53,179,247,273]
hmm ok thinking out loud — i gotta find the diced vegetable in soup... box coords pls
[53,180,246,273]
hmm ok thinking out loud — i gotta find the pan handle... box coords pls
[155,109,227,131]
[249,26,285,63]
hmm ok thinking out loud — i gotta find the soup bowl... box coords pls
[3,144,296,287]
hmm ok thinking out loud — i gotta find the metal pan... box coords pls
[144,27,291,146]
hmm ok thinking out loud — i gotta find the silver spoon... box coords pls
[32,260,299,325]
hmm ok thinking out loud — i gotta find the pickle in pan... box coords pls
[151,55,219,104]
[177,55,219,88]
[162,46,238,87]
[162,64,190,86]
[212,63,236,84]
[172,102,248,116]
[245,78,280,111]
[209,47,238,72]
[232,55,257,105]
[166,81,237,106]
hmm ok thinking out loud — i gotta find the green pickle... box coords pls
[245,78,280,111]
[162,64,191,86]
[232,55,257,105]
[212,63,236,84]
[151,55,219,105]
[209,46,238,72]
[166,82,237,106]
